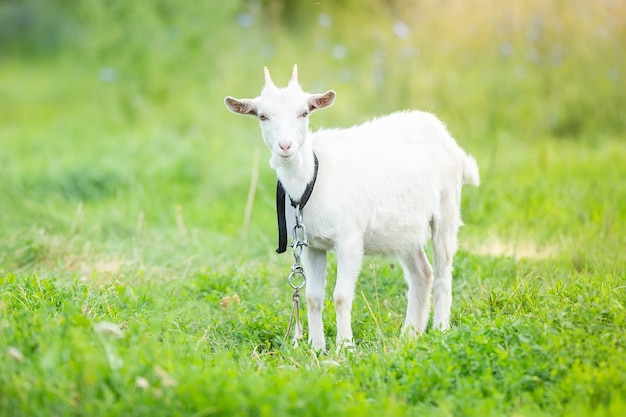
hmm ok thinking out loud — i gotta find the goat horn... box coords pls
[290,64,298,83]
[263,66,275,87]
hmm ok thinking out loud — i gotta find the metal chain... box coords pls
[285,205,307,343]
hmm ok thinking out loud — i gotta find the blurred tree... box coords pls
[0,0,79,57]
[253,0,374,26]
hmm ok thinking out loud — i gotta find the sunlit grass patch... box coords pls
[467,236,559,260]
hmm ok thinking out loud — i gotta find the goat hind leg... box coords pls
[431,216,461,330]
[399,250,434,337]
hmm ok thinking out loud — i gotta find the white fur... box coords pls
[225,65,479,352]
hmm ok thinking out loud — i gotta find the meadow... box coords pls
[1,1,625,415]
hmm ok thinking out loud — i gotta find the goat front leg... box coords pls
[334,237,364,349]
[303,247,327,351]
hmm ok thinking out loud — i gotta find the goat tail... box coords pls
[462,153,480,186]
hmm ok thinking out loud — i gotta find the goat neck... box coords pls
[273,136,316,203]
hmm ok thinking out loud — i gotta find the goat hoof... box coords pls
[336,340,356,354]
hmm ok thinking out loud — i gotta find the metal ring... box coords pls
[292,244,304,257]
[288,268,306,289]
[292,224,306,242]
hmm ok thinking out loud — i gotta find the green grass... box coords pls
[1,1,625,415]
[2,257,625,416]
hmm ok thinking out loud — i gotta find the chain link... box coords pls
[285,205,307,342]
[287,205,307,290]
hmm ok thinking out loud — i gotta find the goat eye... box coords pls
[299,111,309,119]
[259,115,269,121]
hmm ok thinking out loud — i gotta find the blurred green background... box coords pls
[1,0,624,278]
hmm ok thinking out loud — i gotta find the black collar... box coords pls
[275,153,319,253]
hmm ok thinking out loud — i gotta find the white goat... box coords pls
[225,65,479,352]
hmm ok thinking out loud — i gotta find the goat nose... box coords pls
[279,142,292,151]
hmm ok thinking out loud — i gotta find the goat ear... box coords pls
[308,90,336,112]
[224,97,258,116]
